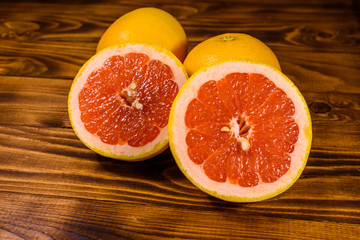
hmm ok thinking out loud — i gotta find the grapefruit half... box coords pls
[169,60,312,202]
[69,43,187,161]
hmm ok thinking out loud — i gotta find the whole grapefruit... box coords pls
[184,33,281,76]
[97,7,187,62]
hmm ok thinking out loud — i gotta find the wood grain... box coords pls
[0,0,360,239]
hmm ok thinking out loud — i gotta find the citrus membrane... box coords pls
[69,43,187,161]
[169,60,312,202]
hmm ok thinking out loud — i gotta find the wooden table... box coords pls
[1,0,359,239]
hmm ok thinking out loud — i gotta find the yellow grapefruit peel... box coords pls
[97,7,187,62]
[184,33,281,76]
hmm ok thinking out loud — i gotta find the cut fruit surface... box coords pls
[169,60,312,202]
[69,43,187,161]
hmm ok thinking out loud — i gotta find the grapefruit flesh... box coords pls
[185,74,298,186]
[80,54,176,146]
[69,43,187,161]
[169,60,312,202]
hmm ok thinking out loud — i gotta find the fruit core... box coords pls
[119,82,143,109]
[184,72,299,187]
[221,115,251,151]
[78,52,179,147]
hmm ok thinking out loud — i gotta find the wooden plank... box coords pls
[0,77,70,127]
[0,191,359,240]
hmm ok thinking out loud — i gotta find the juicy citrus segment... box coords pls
[244,73,276,116]
[248,88,295,124]
[216,73,248,116]
[218,138,259,187]
[69,43,187,161]
[186,123,230,165]
[169,60,312,202]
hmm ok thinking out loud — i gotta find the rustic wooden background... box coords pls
[0,0,359,239]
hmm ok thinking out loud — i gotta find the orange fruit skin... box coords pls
[184,33,281,76]
[97,7,187,62]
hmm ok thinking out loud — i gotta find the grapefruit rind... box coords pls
[169,59,312,202]
[69,43,188,161]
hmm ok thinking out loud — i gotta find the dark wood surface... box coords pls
[1,0,359,239]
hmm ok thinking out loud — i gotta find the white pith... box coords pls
[69,43,187,160]
[169,61,312,201]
